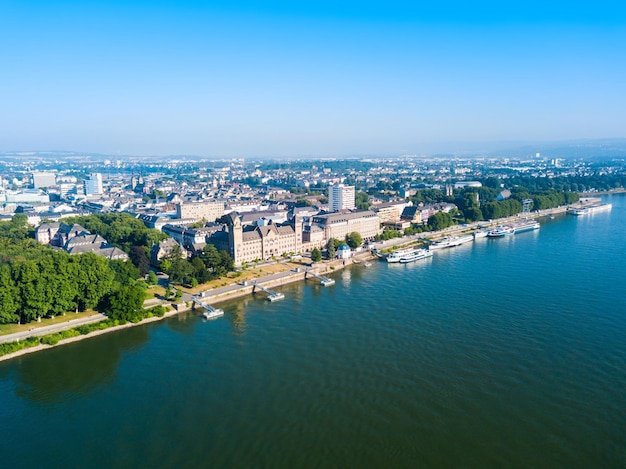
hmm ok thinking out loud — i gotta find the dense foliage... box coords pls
[62,213,167,253]
[62,213,164,274]
[455,187,579,222]
[427,211,455,231]
[374,228,404,241]
[160,243,235,286]
[0,216,148,324]
[355,192,371,210]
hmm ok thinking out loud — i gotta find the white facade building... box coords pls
[84,173,103,196]
[328,184,355,212]
[32,172,56,188]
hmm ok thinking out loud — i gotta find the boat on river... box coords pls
[386,248,415,263]
[512,220,540,233]
[568,203,612,216]
[473,229,489,239]
[397,248,433,263]
[202,308,224,320]
[487,225,515,238]
[428,235,474,250]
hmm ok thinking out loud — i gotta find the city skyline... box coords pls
[2,1,626,157]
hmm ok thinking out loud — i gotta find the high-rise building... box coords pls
[328,184,355,212]
[32,172,56,188]
[84,173,103,196]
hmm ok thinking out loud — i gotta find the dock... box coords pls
[192,297,225,319]
[252,282,285,301]
[304,269,335,286]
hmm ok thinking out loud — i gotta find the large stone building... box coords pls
[225,213,302,266]
[212,209,381,267]
[311,210,381,243]
[35,222,90,246]
[175,201,225,223]
[35,221,127,260]
[372,200,410,223]
[64,234,128,260]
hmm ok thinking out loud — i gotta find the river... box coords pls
[1,194,625,468]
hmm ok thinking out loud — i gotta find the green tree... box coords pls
[74,253,115,311]
[110,259,140,285]
[464,206,484,222]
[428,212,454,231]
[129,246,150,276]
[0,264,19,323]
[49,251,79,315]
[311,247,322,262]
[168,258,195,285]
[355,192,371,210]
[327,238,337,259]
[105,284,146,322]
[345,232,363,249]
[15,260,51,322]
[147,270,158,286]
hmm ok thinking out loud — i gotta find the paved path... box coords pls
[189,269,305,304]
[0,314,107,344]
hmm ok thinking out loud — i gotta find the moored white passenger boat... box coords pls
[568,203,612,216]
[428,235,474,250]
[386,248,414,263]
[473,229,488,239]
[398,248,433,263]
[487,225,515,237]
[512,220,540,233]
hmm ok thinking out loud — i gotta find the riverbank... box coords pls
[0,199,598,362]
[0,250,376,362]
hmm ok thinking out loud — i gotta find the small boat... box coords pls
[268,292,285,302]
[202,308,224,320]
[473,229,488,239]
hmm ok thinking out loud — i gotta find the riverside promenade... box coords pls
[0,314,106,345]
[0,251,375,361]
[0,199,592,360]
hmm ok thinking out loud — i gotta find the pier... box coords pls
[252,282,285,301]
[304,269,335,286]
[192,297,225,318]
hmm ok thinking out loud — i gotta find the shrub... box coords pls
[151,305,166,317]
[41,334,60,346]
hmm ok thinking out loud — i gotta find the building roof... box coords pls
[312,210,377,225]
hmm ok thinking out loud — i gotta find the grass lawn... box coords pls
[182,261,305,295]
[145,285,167,299]
[0,311,100,336]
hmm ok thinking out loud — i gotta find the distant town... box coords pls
[2,152,626,268]
[1,150,626,356]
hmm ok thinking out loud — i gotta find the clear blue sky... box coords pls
[1,1,625,157]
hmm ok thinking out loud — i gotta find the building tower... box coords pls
[226,212,243,266]
[84,173,103,196]
[328,184,355,212]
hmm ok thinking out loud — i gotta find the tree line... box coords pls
[0,227,149,325]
